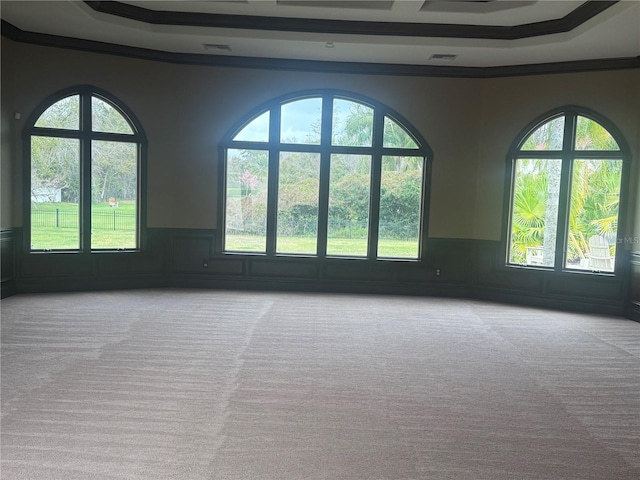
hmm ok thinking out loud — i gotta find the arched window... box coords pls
[506,107,630,273]
[219,91,432,260]
[25,86,147,252]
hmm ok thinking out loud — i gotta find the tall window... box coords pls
[26,86,146,252]
[221,91,432,260]
[506,107,629,273]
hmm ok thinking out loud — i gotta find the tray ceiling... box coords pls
[1,1,638,69]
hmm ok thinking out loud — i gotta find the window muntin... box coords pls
[224,149,269,253]
[507,109,627,273]
[222,91,431,260]
[27,87,145,252]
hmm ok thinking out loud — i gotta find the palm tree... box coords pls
[510,164,548,264]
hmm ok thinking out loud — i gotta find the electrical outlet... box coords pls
[435,268,441,276]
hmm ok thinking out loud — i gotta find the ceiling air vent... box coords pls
[203,44,232,52]
[429,54,458,61]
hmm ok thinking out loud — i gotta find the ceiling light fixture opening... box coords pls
[429,54,458,61]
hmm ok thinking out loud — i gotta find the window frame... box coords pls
[217,89,433,261]
[503,105,631,275]
[23,85,148,254]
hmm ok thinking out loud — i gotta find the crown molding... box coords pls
[84,0,618,40]
[2,19,639,79]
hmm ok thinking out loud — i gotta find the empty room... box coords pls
[1,1,639,479]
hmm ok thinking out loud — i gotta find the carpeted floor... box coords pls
[1,289,639,479]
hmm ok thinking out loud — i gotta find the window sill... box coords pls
[220,251,421,263]
[29,249,142,255]
[505,263,616,277]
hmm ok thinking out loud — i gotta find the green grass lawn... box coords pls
[226,234,419,258]
[31,202,418,256]
[30,201,137,250]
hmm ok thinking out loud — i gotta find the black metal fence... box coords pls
[31,209,135,231]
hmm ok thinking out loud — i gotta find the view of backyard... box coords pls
[29,93,139,250]
[224,96,425,259]
[30,94,623,268]
[30,201,137,250]
[509,114,622,272]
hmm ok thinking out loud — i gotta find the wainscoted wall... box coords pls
[1,228,16,298]
[3,227,635,319]
[628,252,640,321]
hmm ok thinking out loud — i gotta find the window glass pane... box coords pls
[383,116,419,149]
[34,95,79,130]
[520,116,565,151]
[276,152,320,254]
[327,154,371,257]
[575,116,620,151]
[30,136,80,250]
[378,156,423,258]
[565,159,622,272]
[91,141,138,249]
[332,99,374,147]
[280,98,321,144]
[508,158,562,267]
[225,149,269,252]
[233,111,270,142]
[92,97,134,134]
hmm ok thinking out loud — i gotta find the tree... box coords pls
[91,141,137,203]
[510,115,623,266]
[31,94,139,206]
[31,136,80,204]
[509,162,548,264]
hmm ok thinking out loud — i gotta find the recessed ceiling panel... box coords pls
[278,1,394,10]
[421,0,538,14]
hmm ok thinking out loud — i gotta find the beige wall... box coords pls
[2,38,638,244]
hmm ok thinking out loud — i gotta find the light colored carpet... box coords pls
[1,289,638,479]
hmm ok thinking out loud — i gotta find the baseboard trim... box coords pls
[5,230,633,317]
